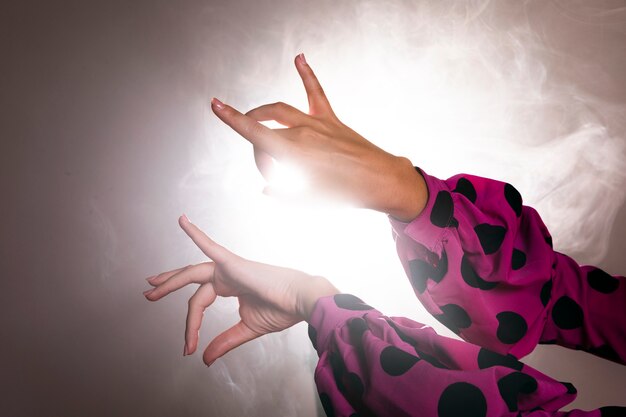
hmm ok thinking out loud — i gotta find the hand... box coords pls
[143,215,339,366]
[210,53,427,222]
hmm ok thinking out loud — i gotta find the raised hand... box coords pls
[143,215,338,366]
[210,53,427,222]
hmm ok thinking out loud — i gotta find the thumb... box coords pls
[203,321,261,366]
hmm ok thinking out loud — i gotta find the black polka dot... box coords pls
[431,191,455,228]
[387,319,416,345]
[453,177,477,204]
[380,346,420,376]
[319,393,335,417]
[386,320,449,368]
[449,216,459,228]
[416,349,449,369]
[348,318,368,344]
[540,279,552,307]
[504,183,522,217]
[432,250,448,283]
[436,304,472,335]
[334,294,373,311]
[496,312,528,344]
[329,352,347,393]
[308,324,317,350]
[497,372,538,412]
[511,249,526,270]
[599,406,626,417]
[552,296,584,330]
[545,235,553,248]
[561,382,577,394]
[587,268,620,294]
[409,259,432,293]
[461,254,498,290]
[408,251,447,294]
[345,372,364,398]
[438,382,487,417]
[474,223,507,255]
[477,348,523,371]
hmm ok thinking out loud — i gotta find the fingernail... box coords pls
[298,53,307,65]
[145,275,157,283]
[143,289,154,297]
[211,97,225,110]
[181,213,190,223]
[183,344,188,356]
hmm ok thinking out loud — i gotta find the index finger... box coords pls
[294,53,334,117]
[178,215,231,264]
[211,98,292,157]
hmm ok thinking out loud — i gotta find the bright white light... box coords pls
[256,120,309,193]
[266,161,308,194]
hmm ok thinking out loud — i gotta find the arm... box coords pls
[390,169,556,358]
[391,169,626,364]
[309,294,612,417]
[142,217,611,417]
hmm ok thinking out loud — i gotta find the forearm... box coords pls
[376,156,428,222]
[308,294,598,417]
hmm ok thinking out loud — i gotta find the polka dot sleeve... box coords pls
[389,168,626,363]
[307,294,612,417]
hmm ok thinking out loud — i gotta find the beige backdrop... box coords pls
[1,0,625,416]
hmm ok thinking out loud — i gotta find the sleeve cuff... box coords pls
[307,294,380,355]
[389,167,451,252]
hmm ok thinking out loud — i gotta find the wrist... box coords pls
[384,156,427,222]
[295,276,340,321]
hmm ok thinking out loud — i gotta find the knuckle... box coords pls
[310,85,326,97]
[274,101,287,111]
[246,122,266,138]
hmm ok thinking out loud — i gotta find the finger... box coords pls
[146,265,190,287]
[178,215,231,263]
[245,102,309,128]
[185,283,217,355]
[253,146,274,181]
[294,53,334,117]
[145,262,214,302]
[203,321,260,366]
[211,98,293,157]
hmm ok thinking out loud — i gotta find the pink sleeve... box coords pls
[390,168,554,358]
[307,294,609,417]
[390,168,626,363]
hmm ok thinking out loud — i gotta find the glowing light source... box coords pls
[266,160,308,194]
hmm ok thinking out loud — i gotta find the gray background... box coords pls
[1,0,625,416]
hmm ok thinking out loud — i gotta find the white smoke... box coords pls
[169,0,626,414]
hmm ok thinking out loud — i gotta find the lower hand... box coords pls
[143,215,339,366]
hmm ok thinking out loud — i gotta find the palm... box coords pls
[211,265,301,336]
[237,294,300,337]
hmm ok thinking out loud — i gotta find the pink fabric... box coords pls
[390,168,626,363]
[308,294,609,417]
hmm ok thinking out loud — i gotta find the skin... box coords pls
[212,53,428,222]
[144,215,339,366]
[144,53,428,365]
